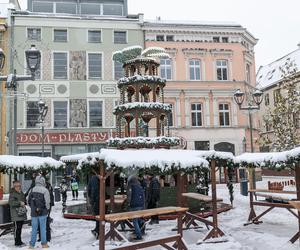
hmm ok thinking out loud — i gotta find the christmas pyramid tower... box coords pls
[108,46,180,149]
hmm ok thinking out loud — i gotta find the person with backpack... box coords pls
[8,180,27,247]
[28,175,51,249]
[71,170,80,200]
[127,175,145,240]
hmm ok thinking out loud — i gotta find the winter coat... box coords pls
[87,175,99,206]
[8,188,27,222]
[148,177,160,205]
[46,181,54,207]
[127,176,145,209]
[71,174,79,191]
[28,176,50,217]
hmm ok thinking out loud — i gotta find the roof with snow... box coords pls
[144,19,241,27]
[60,152,100,163]
[0,155,65,174]
[256,48,300,90]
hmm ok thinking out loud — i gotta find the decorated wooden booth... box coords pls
[235,147,300,244]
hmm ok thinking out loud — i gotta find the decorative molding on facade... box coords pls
[101,84,117,94]
[209,49,233,58]
[39,84,55,95]
[182,48,207,58]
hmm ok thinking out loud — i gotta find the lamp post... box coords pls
[234,88,263,189]
[0,45,41,155]
[38,99,48,157]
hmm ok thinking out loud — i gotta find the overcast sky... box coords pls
[19,0,300,71]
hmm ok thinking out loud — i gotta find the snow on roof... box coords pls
[60,152,100,163]
[235,146,300,169]
[145,19,241,27]
[0,155,64,173]
[256,48,300,90]
[99,149,209,171]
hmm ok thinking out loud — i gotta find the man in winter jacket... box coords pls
[28,175,51,249]
[87,172,100,238]
[8,180,27,247]
[127,175,145,240]
[147,174,160,224]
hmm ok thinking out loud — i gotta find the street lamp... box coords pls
[38,99,48,157]
[0,44,41,155]
[234,88,263,189]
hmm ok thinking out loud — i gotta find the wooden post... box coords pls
[211,160,218,236]
[203,159,225,241]
[99,160,106,250]
[295,165,300,243]
[176,173,183,207]
[248,167,254,190]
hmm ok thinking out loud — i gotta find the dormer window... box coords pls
[166,35,174,42]
[213,37,220,43]
[156,35,164,41]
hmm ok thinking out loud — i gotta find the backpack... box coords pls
[29,192,46,216]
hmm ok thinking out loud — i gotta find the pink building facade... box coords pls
[143,21,258,164]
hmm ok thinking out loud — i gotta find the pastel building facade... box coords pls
[143,21,258,181]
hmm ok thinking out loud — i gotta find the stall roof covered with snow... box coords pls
[0,155,65,174]
[235,146,300,169]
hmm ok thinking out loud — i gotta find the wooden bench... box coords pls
[180,192,225,235]
[289,200,300,212]
[99,206,188,250]
[246,189,299,243]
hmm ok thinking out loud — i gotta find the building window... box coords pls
[167,104,173,127]
[213,37,220,42]
[27,28,41,41]
[54,29,67,42]
[54,101,68,128]
[114,61,124,80]
[56,2,77,14]
[191,103,202,127]
[246,64,251,83]
[195,141,210,150]
[219,103,230,126]
[88,30,101,43]
[89,101,103,127]
[80,3,101,15]
[216,60,228,81]
[264,93,270,106]
[156,35,164,41]
[222,37,229,43]
[32,1,53,13]
[274,89,281,104]
[27,101,39,128]
[166,35,174,41]
[53,52,68,79]
[103,4,123,15]
[88,53,102,79]
[160,58,172,80]
[114,31,127,44]
[189,59,201,80]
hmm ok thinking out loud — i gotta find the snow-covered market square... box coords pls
[1,0,300,250]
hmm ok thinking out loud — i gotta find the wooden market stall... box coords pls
[235,147,300,244]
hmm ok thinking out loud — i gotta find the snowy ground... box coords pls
[1,176,300,250]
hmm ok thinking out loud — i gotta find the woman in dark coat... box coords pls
[9,180,27,247]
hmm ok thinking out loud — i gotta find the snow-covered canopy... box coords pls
[98,149,209,172]
[60,152,100,163]
[117,75,166,86]
[114,102,171,114]
[0,155,65,174]
[235,146,300,169]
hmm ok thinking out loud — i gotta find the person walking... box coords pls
[60,176,68,213]
[8,180,27,247]
[28,175,51,249]
[87,170,100,238]
[127,175,145,240]
[71,170,80,200]
[147,174,160,224]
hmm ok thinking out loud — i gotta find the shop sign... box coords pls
[16,132,110,144]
